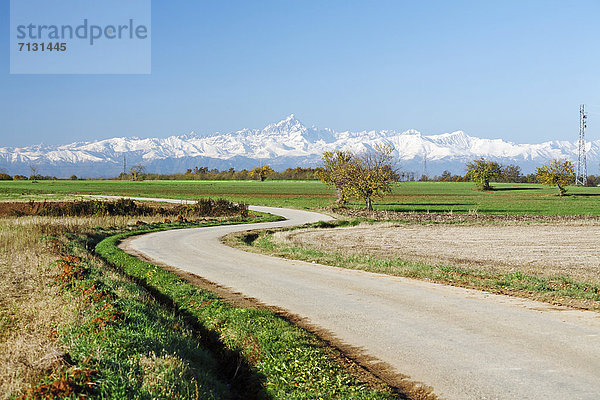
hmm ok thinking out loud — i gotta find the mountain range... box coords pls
[1,114,597,178]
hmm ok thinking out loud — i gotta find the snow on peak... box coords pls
[428,130,472,149]
[0,114,595,178]
[178,131,198,140]
[263,114,305,134]
[401,129,422,136]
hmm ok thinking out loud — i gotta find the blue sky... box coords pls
[1,0,599,147]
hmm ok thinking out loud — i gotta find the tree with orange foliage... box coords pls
[250,165,274,181]
[536,159,575,196]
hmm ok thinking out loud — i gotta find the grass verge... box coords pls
[94,225,402,400]
[0,214,167,398]
[4,212,277,399]
[228,221,600,312]
[21,248,230,399]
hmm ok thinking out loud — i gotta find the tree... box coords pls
[536,159,575,196]
[440,170,452,182]
[465,158,502,190]
[586,175,600,187]
[29,163,40,182]
[250,165,274,181]
[343,143,398,210]
[0,172,12,180]
[317,150,354,206]
[501,164,523,183]
[130,164,147,181]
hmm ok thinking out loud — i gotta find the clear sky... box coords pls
[1,0,599,147]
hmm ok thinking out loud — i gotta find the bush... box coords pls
[174,198,248,218]
[35,199,151,217]
[5,198,248,218]
[585,175,600,187]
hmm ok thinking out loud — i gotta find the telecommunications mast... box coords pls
[576,104,588,185]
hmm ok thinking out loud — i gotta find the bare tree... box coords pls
[501,164,523,183]
[29,163,40,182]
[130,164,147,181]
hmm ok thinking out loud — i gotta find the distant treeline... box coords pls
[116,163,600,186]
[116,166,321,181]
[0,172,64,181]
[3,164,600,186]
[404,164,600,187]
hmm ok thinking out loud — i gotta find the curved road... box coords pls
[120,202,600,400]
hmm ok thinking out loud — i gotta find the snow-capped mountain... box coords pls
[1,114,597,178]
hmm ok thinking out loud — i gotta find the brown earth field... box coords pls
[275,221,600,285]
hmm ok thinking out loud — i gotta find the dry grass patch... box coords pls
[0,217,73,397]
[0,214,162,398]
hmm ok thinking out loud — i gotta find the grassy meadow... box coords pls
[1,179,600,215]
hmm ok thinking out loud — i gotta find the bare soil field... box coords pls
[276,222,600,284]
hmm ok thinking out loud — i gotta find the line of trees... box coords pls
[465,157,583,195]
[0,172,59,181]
[117,166,322,181]
[386,163,559,184]
[2,158,599,192]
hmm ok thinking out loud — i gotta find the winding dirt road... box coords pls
[120,202,600,400]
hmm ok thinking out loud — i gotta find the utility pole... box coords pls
[422,150,428,179]
[123,154,127,175]
[576,104,588,185]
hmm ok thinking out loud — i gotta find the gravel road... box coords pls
[121,203,600,400]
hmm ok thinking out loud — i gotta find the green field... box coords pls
[1,180,600,215]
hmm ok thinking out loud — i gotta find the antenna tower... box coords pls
[123,154,127,175]
[576,104,588,185]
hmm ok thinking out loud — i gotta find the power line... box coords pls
[576,104,587,185]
